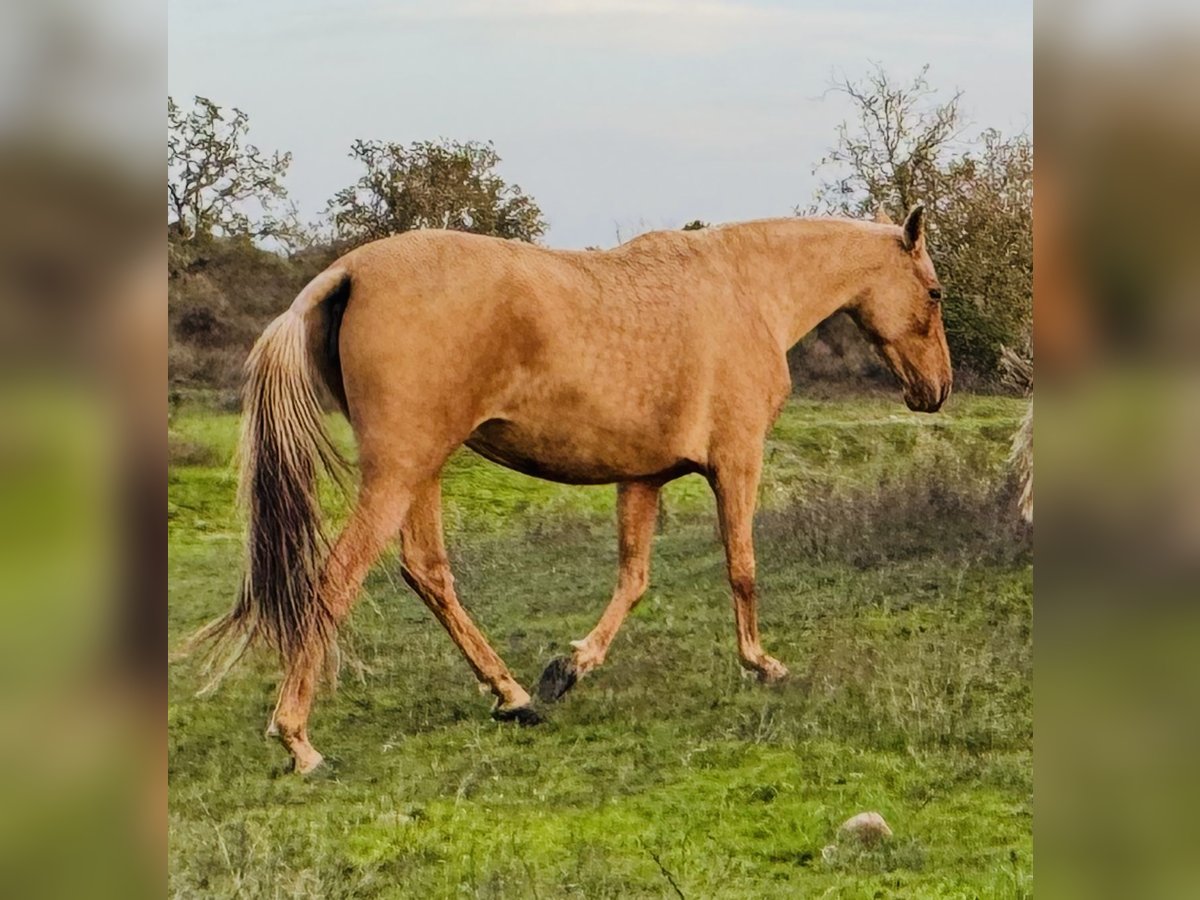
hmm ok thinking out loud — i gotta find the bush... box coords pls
[757,440,1031,567]
[789,313,890,389]
[168,235,333,391]
[168,430,219,467]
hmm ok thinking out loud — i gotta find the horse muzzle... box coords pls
[903,379,951,413]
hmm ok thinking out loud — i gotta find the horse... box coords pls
[195,205,951,774]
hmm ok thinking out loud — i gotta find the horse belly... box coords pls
[466,413,700,485]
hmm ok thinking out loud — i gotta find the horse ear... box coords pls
[873,206,894,225]
[901,203,926,252]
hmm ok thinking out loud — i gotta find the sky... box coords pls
[168,0,1031,249]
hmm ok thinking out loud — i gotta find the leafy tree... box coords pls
[682,219,708,231]
[167,96,298,245]
[934,130,1033,376]
[808,65,1032,379]
[326,139,546,244]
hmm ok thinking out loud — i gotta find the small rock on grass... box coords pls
[838,811,893,845]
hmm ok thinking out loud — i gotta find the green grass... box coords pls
[169,393,1032,898]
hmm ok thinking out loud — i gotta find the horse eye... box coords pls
[928,288,942,302]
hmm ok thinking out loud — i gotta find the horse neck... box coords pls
[716,220,892,351]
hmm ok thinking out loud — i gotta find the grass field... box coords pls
[168,393,1032,898]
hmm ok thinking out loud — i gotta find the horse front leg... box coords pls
[710,454,789,683]
[537,480,660,703]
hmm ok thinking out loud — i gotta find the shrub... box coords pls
[757,441,1031,567]
[168,235,333,391]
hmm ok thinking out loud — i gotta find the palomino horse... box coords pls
[198,205,951,773]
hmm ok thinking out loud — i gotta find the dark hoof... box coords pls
[492,703,544,726]
[536,655,579,704]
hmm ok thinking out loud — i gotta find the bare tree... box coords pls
[809,63,964,219]
[167,96,298,244]
[326,139,546,244]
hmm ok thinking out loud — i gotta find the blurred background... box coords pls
[0,0,162,898]
[1037,1,1200,897]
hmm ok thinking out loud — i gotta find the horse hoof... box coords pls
[492,703,545,726]
[536,655,579,704]
[297,756,325,775]
[757,659,790,685]
[282,750,325,776]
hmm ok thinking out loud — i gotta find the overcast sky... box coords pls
[168,0,1031,248]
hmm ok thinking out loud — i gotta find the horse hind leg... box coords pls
[400,477,541,723]
[538,480,660,703]
[269,478,411,774]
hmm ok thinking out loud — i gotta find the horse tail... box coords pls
[190,267,353,691]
